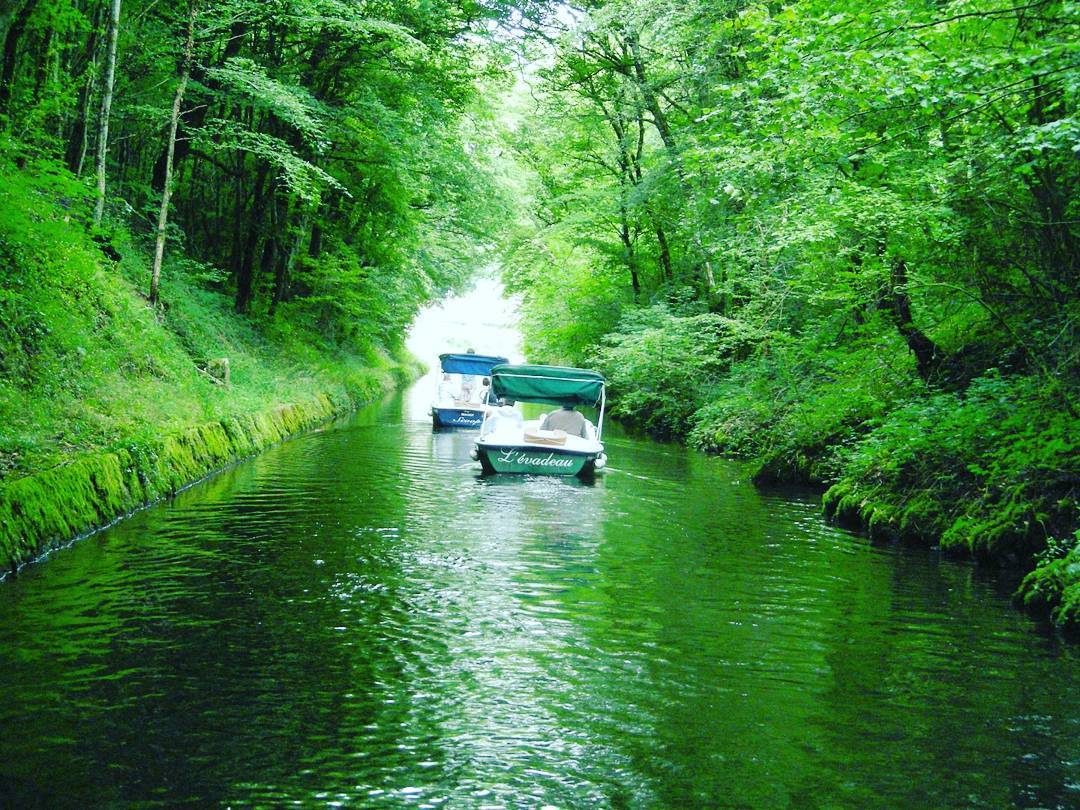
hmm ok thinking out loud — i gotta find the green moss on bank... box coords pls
[0,394,350,571]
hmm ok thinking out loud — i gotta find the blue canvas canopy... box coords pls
[438,353,509,376]
[491,364,605,408]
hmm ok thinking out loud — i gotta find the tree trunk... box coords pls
[150,3,196,307]
[717,266,729,317]
[66,6,102,174]
[92,0,122,227]
[258,188,279,300]
[628,30,675,152]
[0,0,37,120]
[271,208,308,315]
[654,222,672,283]
[230,153,246,280]
[621,102,672,286]
[1026,74,1078,293]
[32,24,51,100]
[883,259,942,382]
[628,31,716,294]
[696,236,716,299]
[235,161,268,313]
[618,205,641,301]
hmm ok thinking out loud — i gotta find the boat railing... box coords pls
[596,386,605,442]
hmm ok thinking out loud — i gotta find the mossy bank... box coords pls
[0,160,424,574]
[1,393,349,573]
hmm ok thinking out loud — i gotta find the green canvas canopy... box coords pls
[491,364,605,408]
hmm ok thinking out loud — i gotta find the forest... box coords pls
[0,0,538,473]
[0,0,1078,628]
[502,0,1079,628]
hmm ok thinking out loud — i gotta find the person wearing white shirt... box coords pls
[436,373,456,403]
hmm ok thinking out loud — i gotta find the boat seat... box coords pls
[524,428,567,446]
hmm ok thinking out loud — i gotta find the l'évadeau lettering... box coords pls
[497,449,577,468]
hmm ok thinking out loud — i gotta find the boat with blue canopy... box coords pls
[472,364,607,477]
[431,352,509,429]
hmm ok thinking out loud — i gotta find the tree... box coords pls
[150,1,197,306]
[92,0,121,227]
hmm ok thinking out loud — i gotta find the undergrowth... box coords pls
[0,157,417,483]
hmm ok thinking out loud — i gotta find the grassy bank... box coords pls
[0,159,421,572]
[586,304,1079,632]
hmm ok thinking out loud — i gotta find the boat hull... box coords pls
[476,443,598,477]
[432,406,485,429]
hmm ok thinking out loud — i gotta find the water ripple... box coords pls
[0,399,1077,808]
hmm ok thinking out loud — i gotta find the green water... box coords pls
[1,392,1078,808]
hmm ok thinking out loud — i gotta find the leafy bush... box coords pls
[1020,536,1080,629]
[689,329,918,483]
[591,304,747,438]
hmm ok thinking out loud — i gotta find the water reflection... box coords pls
[0,398,1078,807]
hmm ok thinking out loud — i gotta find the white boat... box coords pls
[472,364,607,477]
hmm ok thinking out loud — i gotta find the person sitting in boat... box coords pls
[479,377,500,405]
[460,348,477,402]
[482,404,523,436]
[437,373,456,403]
[541,405,590,439]
[460,377,477,402]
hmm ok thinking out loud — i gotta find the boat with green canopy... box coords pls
[472,364,608,477]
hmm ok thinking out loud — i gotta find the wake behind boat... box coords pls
[431,351,508,429]
[473,364,607,477]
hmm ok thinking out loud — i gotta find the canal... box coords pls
[1,283,1078,808]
